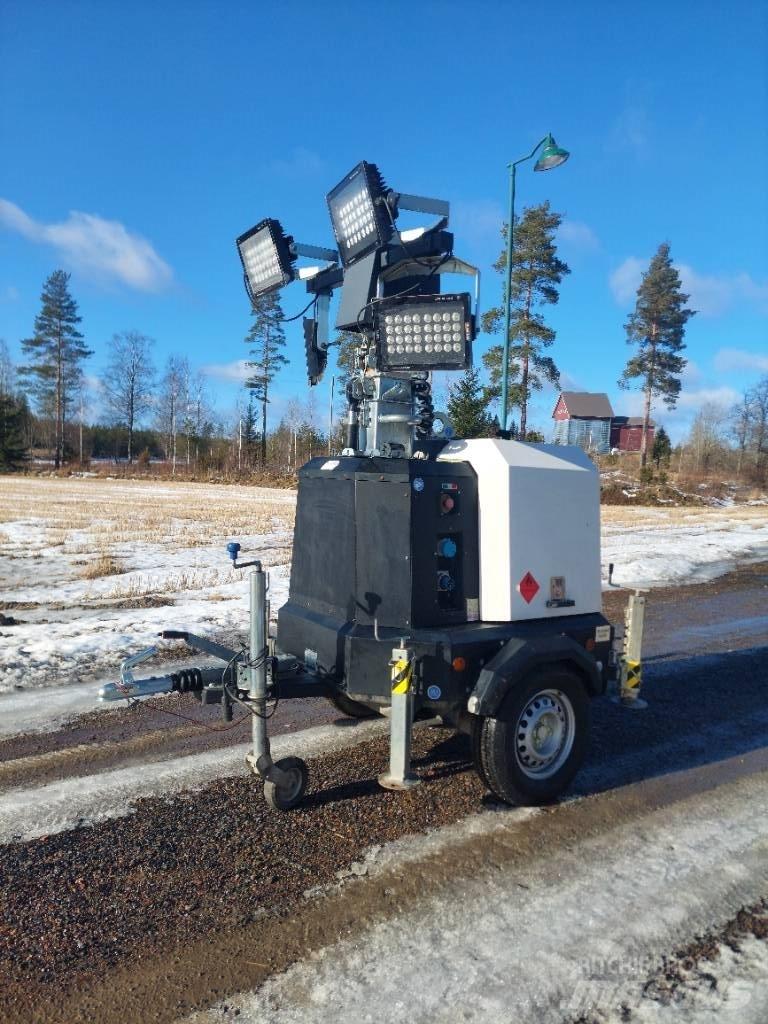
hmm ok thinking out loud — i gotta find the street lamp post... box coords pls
[500,133,570,433]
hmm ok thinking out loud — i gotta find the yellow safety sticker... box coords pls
[391,658,412,695]
[625,659,642,689]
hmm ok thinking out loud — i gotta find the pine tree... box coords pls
[482,202,570,436]
[618,243,695,467]
[0,393,28,470]
[19,270,91,468]
[244,292,288,466]
[447,368,492,438]
[334,331,361,379]
[651,425,672,467]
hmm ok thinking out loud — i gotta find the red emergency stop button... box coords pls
[440,493,455,514]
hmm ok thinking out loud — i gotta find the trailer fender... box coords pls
[467,635,601,719]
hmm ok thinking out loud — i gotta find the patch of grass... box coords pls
[81,554,123,579]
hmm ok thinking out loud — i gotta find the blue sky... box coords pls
[1,0,766,442]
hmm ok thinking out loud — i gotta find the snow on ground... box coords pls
[185,765,768,1024]
[1,477,766,704]
[601,505,768,589]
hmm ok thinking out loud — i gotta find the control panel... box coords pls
[410,467,479,627]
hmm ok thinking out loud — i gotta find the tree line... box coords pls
[1,220,766,486]
[0,269,324,474]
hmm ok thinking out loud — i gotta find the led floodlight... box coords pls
[236,218,296,298]
[327,161,392,267]
[375,294,473,372]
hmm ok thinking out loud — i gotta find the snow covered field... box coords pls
[0,477,294,696]
[1,476,767,701]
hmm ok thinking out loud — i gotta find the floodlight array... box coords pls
[375,295,473,371]
[236,219,295,298]
[327,161,391,267]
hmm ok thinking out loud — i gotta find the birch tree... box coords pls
[102,330,156,463]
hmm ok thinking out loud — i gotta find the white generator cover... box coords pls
[438,439,602,622]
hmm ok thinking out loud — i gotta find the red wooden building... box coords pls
[609,416,655,453]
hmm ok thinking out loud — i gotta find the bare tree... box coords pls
[102,331,156,463]
[688,402,726,474]
[749,377,768,463]
[729,391,754,475]
[0,339,14,399]
[155,356,188,474]
[182,369,212,466]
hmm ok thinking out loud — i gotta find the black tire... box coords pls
[327,691,381,719]
[471,715,491,789]
[476,669,589,806]
[263,756,309,811]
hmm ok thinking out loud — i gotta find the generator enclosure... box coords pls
[277,440,609,710]
[437,439,602,621]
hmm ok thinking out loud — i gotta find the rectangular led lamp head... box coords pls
[375,293,474,372]
[326,161,392,268]
[236,218,296,298]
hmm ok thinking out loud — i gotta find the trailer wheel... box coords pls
[476,669,589,806]
[264,756,309,811]
[327,691,381,719]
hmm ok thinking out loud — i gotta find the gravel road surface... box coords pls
[0,565,765,1023]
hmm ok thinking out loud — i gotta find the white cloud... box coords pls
[734,272,768,313]
[0,284,19,302]
[202,359,252,383]
[609,257,645,304]
[609,255,768,318]
[677,264,733,317]
[673,386,740,410]
[558,219,600,251]
[0,199,173,292]
[713,347,768,374]
[681,359,702,386]
[612,385,740,445]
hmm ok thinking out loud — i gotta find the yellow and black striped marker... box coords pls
[391,657,413,695]
[624,659,642,690]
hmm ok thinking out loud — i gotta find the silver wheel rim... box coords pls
[514,689,575,780]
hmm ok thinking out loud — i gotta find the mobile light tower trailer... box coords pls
[100,160,644,810]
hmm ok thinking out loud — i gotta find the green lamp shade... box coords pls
[534,134,570,172]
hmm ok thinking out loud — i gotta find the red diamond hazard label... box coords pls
[518,571,540,604]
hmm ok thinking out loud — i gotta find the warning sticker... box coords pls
[518,572,540,604]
